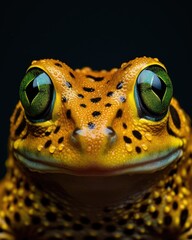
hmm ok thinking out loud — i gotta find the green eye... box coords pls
[135,65,173,120]
[19,68,55,122]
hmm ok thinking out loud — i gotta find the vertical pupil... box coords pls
[26,79,39,104]
[151,75,166,101]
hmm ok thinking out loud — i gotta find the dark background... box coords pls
[1,1,191,178]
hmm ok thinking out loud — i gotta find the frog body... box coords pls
[1,57,192,240]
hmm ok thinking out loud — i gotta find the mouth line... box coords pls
[14,148,183,176]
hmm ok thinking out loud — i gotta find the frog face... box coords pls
[10,57,190,176]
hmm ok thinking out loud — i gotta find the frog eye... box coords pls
[135,65,173,120]
[19,68,55,122]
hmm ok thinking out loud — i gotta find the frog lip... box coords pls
[14,148,183,176]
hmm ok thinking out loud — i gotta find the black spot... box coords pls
[123,227,135,235]
[164,215,172,226]
[14,107,22,124]
[66,81,72,88]
[143,192,150,200]
[123,123,127,129]
[83,236,97,240]
[123,136,132,144]
[151,210,159,219]
[80,104,87,108]
[170,105,181,129]
[107,91,113,97]
[45,131,51,136]
[83,87,95,92]
[54,126,60,134]
[105,224,116,232]
[90,97,101,103]
[44,140,52,148]
[58,137,64,144]
[62,96,67,102]
[139,204,148,213]
[31,215,41,225]
[16,177,22,189]
[104,237,117,240]
[80,216,90,224]
[154,196,162,205]
[135,146,141,153]
[169,168,177,176]
[105,103,112,107]
[116,81,124,89]
[174,186,179,195]
[118,218,128,225]
[66,109,71,119]
[88,122,95,129]
[5,189,11,196]
[78,94,84,98]
[41,197,50,207]
[132,130,142,140]
[73,223,83,231]
[103,216,111,222]
[116,109,123,118]
[125,203,133,210]
[120,96,126,102]
[46,211,57,222]
[63,213,72,222]
[91,222,102,230]
[70,72,75,78]
[13,198,18,204]
[55,62,62,67]
[15,118,26,136]
[136,218,144,225]
[4,216,11,225]
[24,196,33,207]
[86,75,104,82]
[24,182,30,191]
[180,209,188,227]
[92,111,101,117]
[172,201,178,210]
[14,212,21,222]
[165,179,174,189]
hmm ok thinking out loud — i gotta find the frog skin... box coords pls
[1,56,192,240]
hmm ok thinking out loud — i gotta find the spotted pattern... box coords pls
[1,57,192,240]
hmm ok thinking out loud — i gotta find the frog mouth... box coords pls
[14,148,183,176]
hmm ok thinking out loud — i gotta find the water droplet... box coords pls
[49,145,56,154]
[126,144,133,152]
[145,133,152,141]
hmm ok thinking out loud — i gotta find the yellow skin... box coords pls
[1,57,192,240]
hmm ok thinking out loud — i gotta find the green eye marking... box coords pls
[19,68,55,122]
[135,65,173,120]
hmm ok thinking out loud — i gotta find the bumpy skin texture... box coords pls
[1,57,192,240]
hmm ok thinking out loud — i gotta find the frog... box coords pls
[1,56,192,240]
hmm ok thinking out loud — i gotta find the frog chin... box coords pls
[14,147,183,176]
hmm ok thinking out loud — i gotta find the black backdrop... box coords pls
[1,0,191,178]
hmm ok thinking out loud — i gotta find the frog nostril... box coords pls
[104,127,117,146]
[70,126,117,152]
[70,128,84,147]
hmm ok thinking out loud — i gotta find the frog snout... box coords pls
[70,126,117,154]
